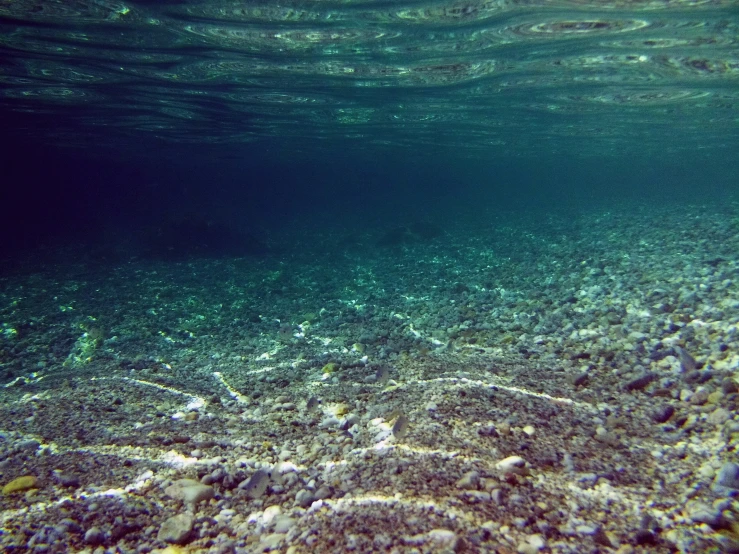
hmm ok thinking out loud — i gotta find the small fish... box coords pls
[676,346,697,372]
[392,414,410,439]
[306,396,319,411]
[239,469,270,499]
[375,366,389,384]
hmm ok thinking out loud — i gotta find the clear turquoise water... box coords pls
[1,0,737,158]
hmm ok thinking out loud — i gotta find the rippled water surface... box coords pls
[1,0,737,156]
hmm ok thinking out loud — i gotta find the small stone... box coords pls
[652,405,675,424]
[57,473,80,488]
[495,456,528,475]
[591,526,613,547]
[478,424,499,437]
[2,475,38,494]
[456,471,480,490]
[594,429,621,448]
[690,388,710,405]
[295,489,314,508]
[624,373,656,392]
[427,529,458,548]
[570,373,589,387]
[688,505,721,526]
[260,533,286,549]
[164,479,214,506]
[633,529,656,546]
[522,425,535,436]
[722,378,738,394]
[708,407,731,425]
[157,513,194,545]
[84,526,105,545]
[715,462,739,490]
[707,391,724,404]
[273,516,296,533]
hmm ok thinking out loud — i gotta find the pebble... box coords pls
[624,373,656,392]
[57,473,81,488]
[164,479,214,506]
[260,533,286,549]
[157,513,194,545]
[2,475,38,494]
[714,462,739,492]
[495,456,528,475]
[273,516,297,533]
[84,526,106,545]
[517,533,546,553]
[426,529,458,548]
[570,372,589,387]
[295,489,314,508]
[722,378,739,394]
[456,470,480,490]
[708,407,731,425]
[652,405,675,424]
[687,504,721,526]
[591,526,613,547]
[690,388,709,405]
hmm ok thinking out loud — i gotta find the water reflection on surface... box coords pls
[0,0,737,156]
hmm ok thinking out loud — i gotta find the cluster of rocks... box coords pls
[1,201,738,552]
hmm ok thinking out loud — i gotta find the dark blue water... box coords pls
[1,0,737,256]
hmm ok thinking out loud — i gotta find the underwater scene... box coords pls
[1,0,739,553]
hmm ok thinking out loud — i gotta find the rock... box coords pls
[633,529,656,545]
[164,479,214,506]
[690,388,710,405]
[624,373,656,392]
[157,513,194,545]
[260,533,286,549]
[84,526,105,545]
[517,532,546,554]
[708,407,731,425]
[495,456,528,475]
[722,378,738,394]
[426,529,458,549]
[570,372,589,387]
[652,405,675,424]
[685,370,712,384]
[2,475,38,494]
[591,526,612,548]
[295,489,314,508]
[688,504,721,526]
[715,462,739,491]
[57,473,80,488]
[478,424,499,437]
[273,516,297,533]
[456,471,480,490]
[17,439,40,451]
[594,428,621,448]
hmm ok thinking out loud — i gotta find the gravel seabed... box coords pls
[1,200,739,553]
